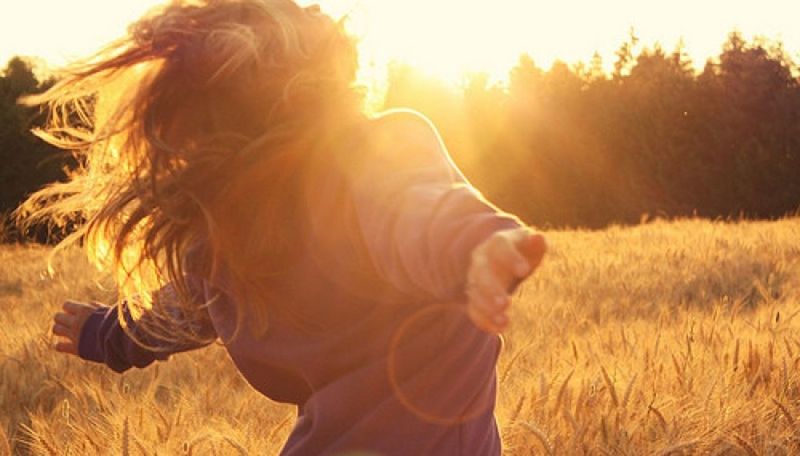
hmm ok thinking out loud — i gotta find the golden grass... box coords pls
[2,217,800,454]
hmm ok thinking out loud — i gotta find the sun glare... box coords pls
[318,0,800,85]
[2,0,799,85]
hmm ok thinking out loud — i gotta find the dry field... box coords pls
[1,218,800,455]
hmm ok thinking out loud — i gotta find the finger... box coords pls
[54,312,76,328]
[487,232,532,278]
[466,253,514,326]
[504,231,548,294]
[469,307,508,333]
[467,303,503,334]
[467,254,509,301]
[63,300,89,315]
[466,280,510,327]
[467,282,510,317]
[52,322,74,339]
[54,341,78,355]
[515,232,547,272]
[466,304,506,334]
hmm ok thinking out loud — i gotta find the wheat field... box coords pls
[1,217,800,455]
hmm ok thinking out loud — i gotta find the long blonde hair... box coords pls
[16,0,363,341]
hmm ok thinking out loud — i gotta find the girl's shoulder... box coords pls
[355,109,450,173]
[371,108,434,128]
[368,108,441,145]
[311,108,451,190]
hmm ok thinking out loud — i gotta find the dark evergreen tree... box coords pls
[0,57,73,241]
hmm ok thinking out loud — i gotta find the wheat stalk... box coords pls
[509,394,526,423]
[733,434,758,456]
[657,439,699,456]
[600,366,619,407]
[553,370,574,415]
[773,399,795,426]
[185,435,213,456]
[500,343,533,385]
[520,422,554,456]
[121,416,130,456]
[621,374,637,409]
[222,437,248,455]
[267,415,293,443]
[0,426,11,456]
[648,405,669,434]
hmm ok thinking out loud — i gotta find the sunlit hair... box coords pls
[16,0,363,343]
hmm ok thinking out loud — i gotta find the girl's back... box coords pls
[30,1,547,454]
[209,111,515,454]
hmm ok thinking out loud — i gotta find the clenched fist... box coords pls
[466,228,546,333]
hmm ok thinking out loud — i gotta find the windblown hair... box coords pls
[16,0,363,342]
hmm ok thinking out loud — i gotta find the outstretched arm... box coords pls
[52,277,217,373]
[349,110,546,332]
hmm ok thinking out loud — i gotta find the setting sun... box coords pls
[2,0,799,84]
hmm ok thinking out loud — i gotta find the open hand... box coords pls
[52,300,102,356]
[466,227,546,333]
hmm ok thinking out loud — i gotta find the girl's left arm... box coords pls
[348,110,533,302]
[342,110,546,333]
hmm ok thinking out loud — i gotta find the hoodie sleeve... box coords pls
[77,275,217,373]
[347,110,524,301]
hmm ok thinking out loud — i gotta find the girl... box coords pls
[26,0,547,454]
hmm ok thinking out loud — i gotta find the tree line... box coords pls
[2,31,800,241]
[385,31,800,228]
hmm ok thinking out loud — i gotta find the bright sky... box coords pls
[2,0,799,85]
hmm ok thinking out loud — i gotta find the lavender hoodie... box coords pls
[78,110,523,455]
